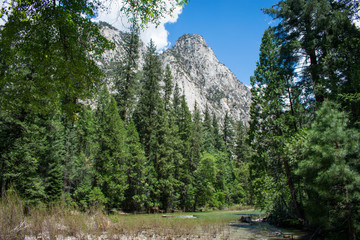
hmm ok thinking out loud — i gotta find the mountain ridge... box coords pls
[100,24,251,124]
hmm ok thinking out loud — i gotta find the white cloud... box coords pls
[96,0,183,51]
[355,18,360,28]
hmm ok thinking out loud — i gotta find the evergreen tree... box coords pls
[163,65,173,111]
[95,87,128,209]
[0,111,65,204]
[212,113,225,152]
[183,102,203,210]
[70,106,98,209]
[113,21,140,122]
[294,101,360,238]
[189,102,203,171]
[175,95,194,210]
[223,111,235,154]
[172,83,181,117]
[202,105,215,152]
[123,120,148,211]
[231,121,252,205]
[134,40,176,211]
[249,27,303,220]
[265,0,360,117]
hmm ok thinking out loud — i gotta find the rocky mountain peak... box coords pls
[162,33,251,123]
[173,34,207,50]
[171,34,218,68]
[100,24,251,124]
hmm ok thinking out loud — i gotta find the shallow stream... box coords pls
[223,212,309,240]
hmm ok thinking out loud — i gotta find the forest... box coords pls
[0,0,360,239]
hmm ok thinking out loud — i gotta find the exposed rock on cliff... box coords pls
[100,24,251,123]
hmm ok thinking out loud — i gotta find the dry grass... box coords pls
[0,193,256,239]
[0,190,26,240]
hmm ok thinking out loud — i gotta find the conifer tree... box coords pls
[265,0,360,117]
[172,83,181,117]
[212,114,225,152]
[163,65,173,111]
[175,95,194,209]
[0,112,65,204]
[189,102,203,171]
[231,121,252,204]
[223,111,235,154]
[202,105,215,152]
[249,27,303,220]
[134,40,176,211]
[113,21,140,122]
[71,106,98,209]
[95,87,128,209]
[295,101,360,238]
[123,120,148,211]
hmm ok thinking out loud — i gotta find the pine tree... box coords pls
[231,121,252,205]
[265,0,360,115]
[70,106,98,209]
[175,95,194,210]
[223,111,235,154]
[202,105,215,152]
[249,27,303,220]
[295,101,360,238]
[189,102,203,172]
[95,87,128,209]
[212,114,225,152]
[163,65,173,111]
[0,111,65,204]
[123,120,148,211]
[134,40,176,211]
[172,83,181,117]
[113,21,140,122]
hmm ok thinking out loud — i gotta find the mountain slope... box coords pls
[100,24,251,123]
[161,34,251,123]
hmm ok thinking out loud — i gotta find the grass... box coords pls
[0,192,262,239]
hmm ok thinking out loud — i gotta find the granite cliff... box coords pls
[100,24,251,123]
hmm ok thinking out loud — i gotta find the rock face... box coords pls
[100,24,251,124]
[161,34,251,123]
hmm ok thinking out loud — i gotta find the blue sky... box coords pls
[96,0,279,86]
[165,0,279,86]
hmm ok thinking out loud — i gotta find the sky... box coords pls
[1,0,359,86]
[165,0,280,86]
[96,0,279,87]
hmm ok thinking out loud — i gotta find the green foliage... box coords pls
[122,120,148,211]
[249,27,303,220]
[163,65,174,111]
[0,0,113,118]
[0,111,65,205]
[88,187,108,210]
[294,101,360,237]
[202,105,215,152]
[120,0,190,27]
[265,0,360,119]
[134,41,178,211]
[193,152,217,209]
[95,87,128,209]
[112,22,140,122]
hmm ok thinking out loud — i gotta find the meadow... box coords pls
[2,192,286,240]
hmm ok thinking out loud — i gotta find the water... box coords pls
[225,219,309,240]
